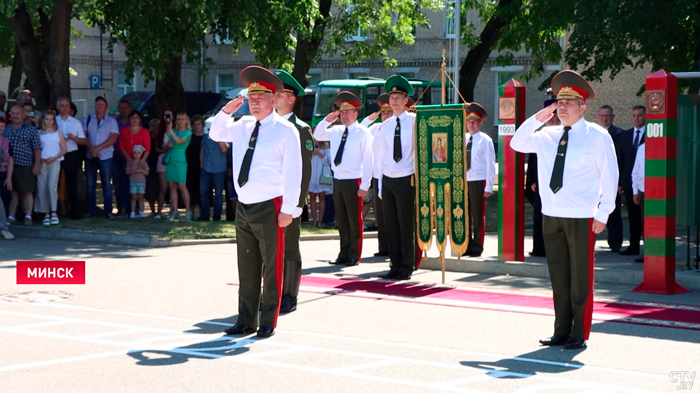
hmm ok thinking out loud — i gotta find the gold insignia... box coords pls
[645,90,666,115]
[498,97,515,120]
[558,153,565,156]
[560,140,566,146]
[420,203,430,217]
[437,206,444,218]
[465,112,482,120]
[557,86,584,100]
[339,101,356,111]
[392,86,397,91]
[453,205,464,220]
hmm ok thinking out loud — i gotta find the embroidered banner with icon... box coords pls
[415,104,469,256]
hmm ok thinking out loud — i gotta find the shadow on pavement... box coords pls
[0,238,149,262]
[127,337,253,366]
[460,346,584,378]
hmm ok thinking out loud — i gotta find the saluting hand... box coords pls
[535,102,558,123]
[278,212,293,228]
[367,111,380,122]
[222,96,245,115]
[325,111,339,123]
[592,219,606,234]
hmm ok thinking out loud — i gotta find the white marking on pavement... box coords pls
[331,359,401,372]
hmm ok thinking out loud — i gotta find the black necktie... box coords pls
[633,129,641,148]
[466,135,473,171]
[334,127,349,166]
[393,117,402,162]
[549,126,571,193]
[237,121,260,187]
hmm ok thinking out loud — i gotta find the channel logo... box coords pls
[16,261,86,285]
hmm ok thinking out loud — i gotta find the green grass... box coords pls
[55,217,336,240]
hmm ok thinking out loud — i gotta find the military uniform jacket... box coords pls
[282,112,314,214]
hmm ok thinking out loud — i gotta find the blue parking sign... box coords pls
[90,75,101,89]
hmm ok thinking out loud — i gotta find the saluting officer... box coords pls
[511,70,618,349]
[274,70,314,314]
[463,103,496,257]
[374,75,417,280]
[210,66,302,339]
[315,92,374,266]
[360,93,393,257]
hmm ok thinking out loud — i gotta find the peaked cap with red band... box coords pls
[377,93,392,111]
[335,91,363,111]
[240,65,283,95]
[465,102,487,120]
[551,70,596,102]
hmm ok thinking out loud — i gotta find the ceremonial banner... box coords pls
[415,104,469,257]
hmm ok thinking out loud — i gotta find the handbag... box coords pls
[319,164,333,185]
[162,151,171,165]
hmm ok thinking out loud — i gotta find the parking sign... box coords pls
[89,74,100,89]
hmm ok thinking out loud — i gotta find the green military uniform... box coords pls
[275,70,313,314]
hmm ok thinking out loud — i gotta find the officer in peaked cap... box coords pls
[511,70,618,349]
[374,75,417,280]
[462,102,495,258]
[315,91,374,267]
[209,65,302,338]
[273,69,314,314]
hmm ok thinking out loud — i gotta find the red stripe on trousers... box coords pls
[416,246,423,269]
[272,196,285,327]
[583,218,595,340]
[357,178,364,261]
[480,182,486,245]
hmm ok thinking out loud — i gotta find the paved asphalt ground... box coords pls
[1,237,699,393]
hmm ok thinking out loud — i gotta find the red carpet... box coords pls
[229,274,700,331]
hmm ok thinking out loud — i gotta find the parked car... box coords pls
[109,91,222,125]
[204,88,250,134]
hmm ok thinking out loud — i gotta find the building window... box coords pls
[215,74,236,95]
[214,28,234,45]
[117,71,136,97]
[345,68,371,79]
[307,68,322,86]
[444,1,456,38]
[491,66,524,125]
[345,5,368,42]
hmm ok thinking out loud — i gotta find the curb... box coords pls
[8,226,159,248]
[419,257,700,290]
[9,226,375,248]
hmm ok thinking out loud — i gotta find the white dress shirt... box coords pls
[209,111,302,216]
[314,119,373,191]
[56,115,85,153]
[360,117,383,179]
[510,115,619,223]
[465,130,496,193]
[374,110,416,179]
[632,143,645,194]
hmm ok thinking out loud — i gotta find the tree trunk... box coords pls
[49,0,73,103]
[458,0,515,102]
[155,56,186,116]
[8,44,23,99]
[8,3,51,110]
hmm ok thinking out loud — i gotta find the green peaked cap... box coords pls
[385,74,414,96]
[274,70,306,96]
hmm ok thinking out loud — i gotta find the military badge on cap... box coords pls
[465,102,487,120]
[385,75,415,96]
[335,91,363,111]
[240,65,283,95]
[551,70,596,102]
[274,70,306,97]
[377,93,392,112]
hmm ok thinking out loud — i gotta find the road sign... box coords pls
[89,75,100,89]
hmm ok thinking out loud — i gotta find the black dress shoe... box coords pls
[257,326,275,338]
[529,251,546,257]
[344,258,359,267]
[394,272,412,280]
[379,270,399,279]
[539,335,569,346]
[224,324,256,335]
[280,296,297,314]
[634,257,644,263]
[610,247,621,253]
[374,251,389,257]
[564,337,586,349]
[329,258,348,265]
[620,247,639,255]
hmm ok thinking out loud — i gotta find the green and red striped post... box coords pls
[497,79,526,261]
[633,70,688,294]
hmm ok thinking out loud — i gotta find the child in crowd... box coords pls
[126,145,149,218]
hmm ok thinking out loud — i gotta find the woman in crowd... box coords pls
[118,110,151,218]
[165,112,192,220]
[0,116,13,214]
[308,140,332,227]
[145,119,161,217]
[154,110,174,219]
[185,115,205,217]
[35,110,67,226]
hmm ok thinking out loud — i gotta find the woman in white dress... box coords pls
[308,141,332,227]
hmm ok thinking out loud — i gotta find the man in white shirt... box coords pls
[631,142,645,263]
[374,75,417,280]
[463,103,496,257]
[209,66,302,338]
[360,93,393,257]
[510,70,618,349]
[274,70,314,314]
[56,97,86,219]
[315,91,373,267]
